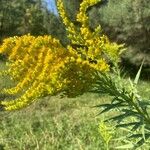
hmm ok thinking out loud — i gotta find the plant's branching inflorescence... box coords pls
[0,0,122,111]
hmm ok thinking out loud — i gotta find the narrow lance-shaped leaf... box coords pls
[134,58,145,84]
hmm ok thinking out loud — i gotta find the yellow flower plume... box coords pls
[0,1,124,111]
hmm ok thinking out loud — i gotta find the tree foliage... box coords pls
[0,0,66,42]
[89,0,150,69]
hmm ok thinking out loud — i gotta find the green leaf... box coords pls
[134,58,145,84]
[115,143,134,149]
[105,113,130,123]
[141,124,146,141]
[131,122,142,131]
[116,122,140,128]
[97,102,126,115]
[134,134,150,149]
[129,133,150,139]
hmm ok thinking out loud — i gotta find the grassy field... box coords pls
[0,60,150,150]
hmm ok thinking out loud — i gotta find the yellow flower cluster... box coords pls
[0,0,123,111]
[57,0,123,65]
[76,0,101,25]
[0,35,100,110]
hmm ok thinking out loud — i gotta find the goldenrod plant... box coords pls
[0,0,121,111]
[0,0,149,149]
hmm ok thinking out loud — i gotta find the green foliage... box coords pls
[99,121,114,150]
[61,0,81,22]
[89,0,150,69]
[92,69,150,148]
[134,58,145,84]
[48,13,68,45]
[0,0,66,42]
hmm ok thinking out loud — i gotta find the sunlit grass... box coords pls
[0,94,122,150]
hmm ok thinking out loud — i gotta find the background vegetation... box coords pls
[0,0,67,43]
[0,60,150,150]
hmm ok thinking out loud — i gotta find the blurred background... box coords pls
[0,0,150,79]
